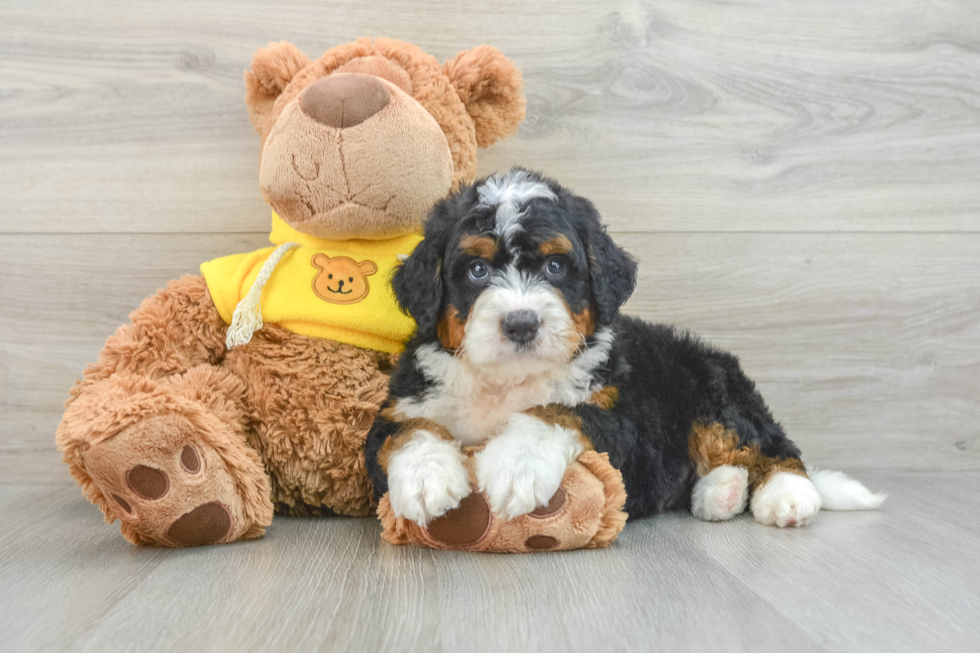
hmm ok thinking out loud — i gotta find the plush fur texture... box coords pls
[56,39,525,547]
[366,168,885,535]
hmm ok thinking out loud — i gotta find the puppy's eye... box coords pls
[544,256,566,278]
[468,260,490,283]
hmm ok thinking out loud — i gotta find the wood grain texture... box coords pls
[2,473,978,652]
[2,0,979,233]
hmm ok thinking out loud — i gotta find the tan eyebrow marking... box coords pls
[460,235,498,259]
[538,235,573,256]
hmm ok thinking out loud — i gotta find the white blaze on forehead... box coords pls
[476,169,556,244]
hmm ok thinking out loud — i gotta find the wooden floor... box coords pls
[3,472,979,652]
[2,0,979,651]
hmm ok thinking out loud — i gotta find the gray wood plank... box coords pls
[4,474,979,652]
[689,471,980,652]
[62,497,825,653]
[2,0,979,234]
[3,232,977,482]
[0,486,169,651]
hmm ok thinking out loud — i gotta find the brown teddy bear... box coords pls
[56,37,527,547]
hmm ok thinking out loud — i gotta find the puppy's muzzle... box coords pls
[501,310,541,345]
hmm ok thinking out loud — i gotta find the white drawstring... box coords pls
[225,242,300,348]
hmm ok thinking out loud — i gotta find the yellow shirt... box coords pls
[201,213,421,354]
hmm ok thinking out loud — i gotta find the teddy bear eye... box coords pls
[328,274,333,279]
[349,277,354,282]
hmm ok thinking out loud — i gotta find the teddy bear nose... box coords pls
[301,73,391,128]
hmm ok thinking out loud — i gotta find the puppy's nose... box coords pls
[501,310,541,344]
[301,73,391,128]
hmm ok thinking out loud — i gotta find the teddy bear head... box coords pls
[244,37,525,241]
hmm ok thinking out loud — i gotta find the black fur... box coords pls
[367,169,804,519]
[568,195,638,325]
[565,317,800,516]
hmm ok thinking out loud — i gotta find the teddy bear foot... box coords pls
[379,450,628,552]
[81,414,272,547]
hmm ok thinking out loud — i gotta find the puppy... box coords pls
[366,168,885,528]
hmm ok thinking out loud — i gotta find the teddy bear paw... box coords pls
[81,415,263,546]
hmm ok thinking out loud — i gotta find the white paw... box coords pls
[387,431,471,526]
[476,413,582,519]
[751,472,822,528]
[691,465,749,521]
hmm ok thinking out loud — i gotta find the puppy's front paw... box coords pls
[476,414,583,520]
[751,472,822,528]
[387,431,471,525]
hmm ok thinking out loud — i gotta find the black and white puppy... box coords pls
[366,168,885,528]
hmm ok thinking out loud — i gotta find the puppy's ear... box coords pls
[573,197,638,325]
[444,46,525,148]
[395,183,479,338]
[393,225,446,339]
[244,41,311,143]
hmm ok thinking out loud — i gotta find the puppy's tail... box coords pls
[807,467,887,511]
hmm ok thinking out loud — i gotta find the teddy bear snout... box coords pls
[301,73,391,129]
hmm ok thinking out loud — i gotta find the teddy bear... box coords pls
[55,37,527,547]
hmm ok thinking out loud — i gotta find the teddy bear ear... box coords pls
[444,45,526,148]
[311,253,329,269]
[359,260,378,276]
[244,41,312,140]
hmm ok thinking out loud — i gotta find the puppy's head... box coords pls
[395,168,637,377]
